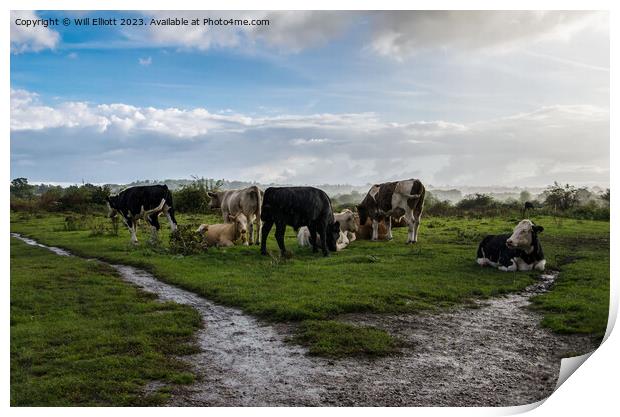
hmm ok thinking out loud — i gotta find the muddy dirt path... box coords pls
[12,233,596,406]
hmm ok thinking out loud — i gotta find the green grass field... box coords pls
[10,238,202,406]
[10,211,609,358]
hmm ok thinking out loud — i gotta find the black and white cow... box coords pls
[356,179,426,243]
[260,186,340,257]
[106,184,178,244]
[477,219,546,272]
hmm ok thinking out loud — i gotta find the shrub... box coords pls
[169,225,209,255]
[173,177,223,214]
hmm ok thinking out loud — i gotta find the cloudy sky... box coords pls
[10,10,609,187]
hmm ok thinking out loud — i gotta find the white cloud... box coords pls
[138,56,152,66]
[369,11,605,59]
[11,11,60,53]
[10,89,609,187]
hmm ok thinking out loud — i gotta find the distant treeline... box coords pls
[11,177,609,220]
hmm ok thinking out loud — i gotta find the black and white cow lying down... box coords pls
[106,184,178,244]
[477,219,546,272]
[261,186,340,257]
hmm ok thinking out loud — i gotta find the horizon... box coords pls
[11,11,609,188]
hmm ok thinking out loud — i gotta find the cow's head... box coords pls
[228,213,249,244]
[356,204,368,226]
[105,195,119,218]
[506,219,544,251]
[337,209,358,233]
[326,221,341,252]
[207,191,222,209]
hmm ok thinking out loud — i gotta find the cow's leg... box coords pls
[217,239,234,248]
[534,259,547,271]
[308,224,319,253]
[248,215,254,246]
[164,205,178,233]
[498,259,518,272]
[260,220,273,255]
[147,215,160,242]
[126,218,138,244]
[255,217,262,246]
[412,210,422,243]
[319,221,329,256]
[386,217,393,240]
[371,219,379,241]
[404,211,415,243]
[274,221,287,256]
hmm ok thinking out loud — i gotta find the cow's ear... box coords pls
[207,192,216,198]
[533,225,544,233]
[227,214,236,221]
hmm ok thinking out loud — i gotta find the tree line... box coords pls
[11,177,609,220]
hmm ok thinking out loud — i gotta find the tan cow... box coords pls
[207,186,263,245]
[196,213,249,247]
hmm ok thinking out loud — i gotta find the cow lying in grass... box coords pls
[477,219,546,272]
[196,213,249,247]
[297,209,359,251]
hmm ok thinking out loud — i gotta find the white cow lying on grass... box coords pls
[297,209,358,251]
[196,213,249,247]
[477,219,546,272]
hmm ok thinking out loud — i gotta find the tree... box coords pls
[542,182,579,211]
[601,189,610,203]
[10,177,34,199]
[519,190,532,203]
[456,193,495,210]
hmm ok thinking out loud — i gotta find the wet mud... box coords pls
[11,233,597,406]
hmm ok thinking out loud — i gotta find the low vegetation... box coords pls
[10,239,202,406]
[11,211,610,348]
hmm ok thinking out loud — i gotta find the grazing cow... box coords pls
[356,218,388,240]
[297,208,359,250]
[196,213,249,247]
[522,201,535,218]
[207,186,263,246]
[260,186,340,257]
[477,219,546,272]
[106,185,177,244]
[356,179,426,243]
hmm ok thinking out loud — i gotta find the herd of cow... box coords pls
[105,179,546,272]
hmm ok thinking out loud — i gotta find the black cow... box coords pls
[106,185,178,244]
[357,179,425,243]
[260,186,340,257]
[476,219,546,272]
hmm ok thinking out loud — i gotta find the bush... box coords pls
[456,193,496,210]
[169,225,208,255]
[173,177,223,214]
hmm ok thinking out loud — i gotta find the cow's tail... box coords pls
[251,185,263,244]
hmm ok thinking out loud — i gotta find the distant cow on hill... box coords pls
[477,219,546,272]
[106,185,178,244]
[357,179,425,243]
[261,186,340,257]
[208,186,263,245]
